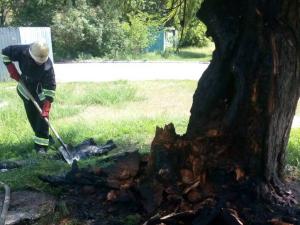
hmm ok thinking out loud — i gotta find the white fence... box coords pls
[0,27,53,81]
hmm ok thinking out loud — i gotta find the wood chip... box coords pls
[183,180,201,194]
[221,208,244,225]
[235,166,245,181]
[180,169,194,184]
[160,210,194,221]
[106,190,119,202]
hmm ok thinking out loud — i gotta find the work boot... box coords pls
[34,144,48,154]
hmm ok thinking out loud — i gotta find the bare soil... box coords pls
[39,152,300,225]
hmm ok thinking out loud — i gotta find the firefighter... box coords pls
[1,41,56,154]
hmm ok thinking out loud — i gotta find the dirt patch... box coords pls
[40,152,300,225]
[0,191,56,225]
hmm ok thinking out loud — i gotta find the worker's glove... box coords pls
[41,100,51,118]
[6,63,20,81]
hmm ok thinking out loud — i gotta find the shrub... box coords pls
[121,14,156,57]
[51,0,104,60]
[180,20,211,48]
[100,19,127,59]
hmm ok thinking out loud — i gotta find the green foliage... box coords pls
[180,20,210,47]
[0,0,12,26]
[161,47,175,59]
[52,0,104,59]
[287,128,300,168]
[121,14,155,56]
[99,19,127,59]
[6,0,210,59]
[163,0,208,49]
[52,0,157,59]
[12,0,64,26]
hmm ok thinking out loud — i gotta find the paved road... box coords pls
[54,61,209,82]
[9,61,299,128]
[293,116,300,128]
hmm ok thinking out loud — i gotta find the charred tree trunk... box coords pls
[189,0,300,192]
[150,0,300,207]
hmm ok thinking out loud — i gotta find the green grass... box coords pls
[0,80,142,159]
[296,100,300,116]
[0,80,195,191]
[55,81,142,106]
[76,44,215,62]
[138,45,214,62]
[0,80,299,192]
[288,128,300,168]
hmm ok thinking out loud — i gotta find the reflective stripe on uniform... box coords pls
[0,54,11,63]
[17,83,30,100]
[38,92,46,101]
[33,136,49,146]
[43,89,55,98]
[38,89,55,101]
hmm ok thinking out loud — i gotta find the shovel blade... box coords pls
[58,145,77,165]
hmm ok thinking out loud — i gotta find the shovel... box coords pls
[18,81,75,165]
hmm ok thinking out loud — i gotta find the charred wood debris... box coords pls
[39,125,300,225]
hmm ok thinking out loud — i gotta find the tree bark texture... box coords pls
[188,0,300,181]
[150,0,300,204]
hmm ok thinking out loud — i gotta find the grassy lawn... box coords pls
[76,44,215,62]
[0,80,195,191]
[0,80,299,191]
[137,44,215,62]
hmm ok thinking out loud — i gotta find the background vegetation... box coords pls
[0,0,211,60]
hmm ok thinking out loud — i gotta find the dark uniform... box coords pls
[2,45,56,148]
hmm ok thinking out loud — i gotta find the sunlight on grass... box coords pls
[75,44,215,62]
[288,128,300,168]
[0,80,195,190]
[139,43,215,62]
[56,80,142,106]
[0,80,299,191]
[296,100,300,116]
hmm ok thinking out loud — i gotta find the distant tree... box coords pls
[12,0,65,26]
[179,19,210,47]
[0,0,12,26]
[52,0,104,59]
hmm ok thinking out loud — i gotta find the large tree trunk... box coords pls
[189,0,300,188]
[150,0,300,206]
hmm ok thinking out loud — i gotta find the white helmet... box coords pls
[29,41,49,64]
